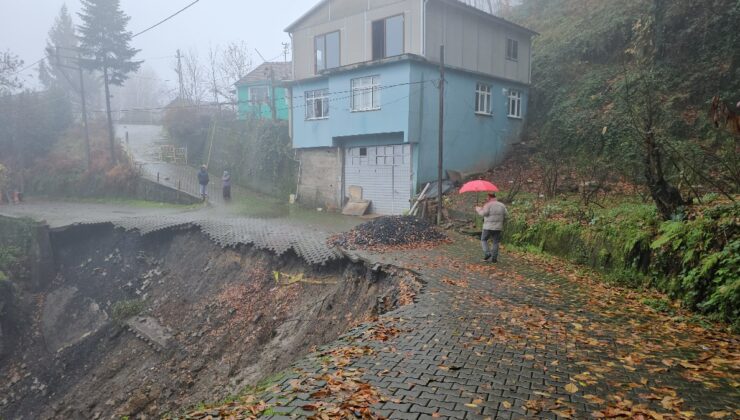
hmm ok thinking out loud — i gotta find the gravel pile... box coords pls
[331,216,448,250]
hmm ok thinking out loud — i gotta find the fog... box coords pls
[0,0,316,90]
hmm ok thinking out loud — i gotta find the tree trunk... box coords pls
[644,130,684,219]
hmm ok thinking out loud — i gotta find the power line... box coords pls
[8,57,45,76]
[88,79,436,114]
[132,0,202,38]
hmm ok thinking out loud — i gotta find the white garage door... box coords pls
[344,144,411,215]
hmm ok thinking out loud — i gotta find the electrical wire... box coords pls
[132,0,202,38]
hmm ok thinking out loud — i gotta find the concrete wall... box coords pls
[296,147,343,210]
[424,0,532,84]
[409,60,527,184]
[289,0,422,80]
[292,60,413,149]
[134,178,202,205]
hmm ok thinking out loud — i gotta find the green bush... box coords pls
[650,203,739,326]
[110,299,144,324]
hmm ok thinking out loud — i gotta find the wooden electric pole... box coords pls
[437,45,445,225]
[176,49,184,99]
[102,63,117,165]
[50,46,91,170]
[270,67,277,121]
[77,53,91,171]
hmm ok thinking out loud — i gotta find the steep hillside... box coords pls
[506,0,740,205]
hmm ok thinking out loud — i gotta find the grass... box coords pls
[73,197,198,209]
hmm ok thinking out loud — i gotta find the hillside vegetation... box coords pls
[509,0,739,211]
[481,0,740,328]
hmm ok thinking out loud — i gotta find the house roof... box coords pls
[284,0,537,36]
[235,62,292,86]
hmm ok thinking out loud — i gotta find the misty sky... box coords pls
[0,0,317,88]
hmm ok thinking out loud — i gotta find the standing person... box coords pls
[197,165,210,201]
[475,192,508,263]
[222,170,232,201]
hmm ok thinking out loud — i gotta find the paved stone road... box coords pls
[0,201,341,266]
[201,236,739,419]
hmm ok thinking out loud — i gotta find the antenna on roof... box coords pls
[254,49,268,63]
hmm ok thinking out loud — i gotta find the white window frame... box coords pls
[305,89,329,120]
[249,86,269,104]
[474,83,492,116]
[315,31,340,73]
[507,89,522,118]
[506,38,519,61]
[351,75,381,112]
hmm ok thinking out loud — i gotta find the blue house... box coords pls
[286,0,535,214]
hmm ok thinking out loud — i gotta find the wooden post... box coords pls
[270,68,277,121]
[77,53,91,171]
[103,64,117,165]
[436,45,445,225]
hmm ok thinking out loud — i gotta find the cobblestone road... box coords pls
[201,236,739,419]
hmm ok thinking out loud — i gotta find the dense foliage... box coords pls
[509,0,740,216]
[163,107,296,198]
[502,196,738,328]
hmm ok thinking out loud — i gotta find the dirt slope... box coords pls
[0,224,416,419]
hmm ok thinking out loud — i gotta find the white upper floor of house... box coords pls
[285,0,536,84]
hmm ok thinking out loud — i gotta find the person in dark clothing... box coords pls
[197,165,209,200]
[222,170,231,201]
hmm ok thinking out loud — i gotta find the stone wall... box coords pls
[296,148,342,211]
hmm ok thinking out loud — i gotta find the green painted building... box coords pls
[235,62,292,120]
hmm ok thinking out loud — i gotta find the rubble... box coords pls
[330,216,449,250]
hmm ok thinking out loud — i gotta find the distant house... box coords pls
[235,62,292,120]
[285,0,536,214]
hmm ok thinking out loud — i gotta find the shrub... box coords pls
[110,299,144,324]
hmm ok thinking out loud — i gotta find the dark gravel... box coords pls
[331,216,448,249]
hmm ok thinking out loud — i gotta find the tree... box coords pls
[0,50,23,95]
[220,41,252,92]
[77,0,141,165]
[182,49,206,104]
[41,5,102,109]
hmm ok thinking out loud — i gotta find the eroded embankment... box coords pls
[0,223,419,419]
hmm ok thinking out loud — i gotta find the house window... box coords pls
[351,76,381,111]
[305,89,329,120]
[315,31,340,73]
[372,15,404,60]
[249,86,269,104]
[506,38,518,61]
[507,89,522,118]
[475,83,492,115]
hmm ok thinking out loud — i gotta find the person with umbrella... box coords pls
[460,180,508,263]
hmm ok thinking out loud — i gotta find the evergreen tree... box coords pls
[77,0,141,164]
[41,5,102,112]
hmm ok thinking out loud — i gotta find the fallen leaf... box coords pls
[565,383,579,394]
[502,400,512,409]
[709,411,731,419]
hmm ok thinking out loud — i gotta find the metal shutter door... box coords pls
[344,145,411,215]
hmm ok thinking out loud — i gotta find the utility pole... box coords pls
[176,49,184,99]
[270,67,277,121]
[77,53,91,171]
[282,42,290,62]
[50,46,91,170]
[437,45,445,225]
[102,62,117,165]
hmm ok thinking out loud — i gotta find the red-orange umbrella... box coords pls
[459,180,499,193]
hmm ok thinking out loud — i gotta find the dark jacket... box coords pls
[198,169,209,186]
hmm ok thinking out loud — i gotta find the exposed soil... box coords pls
[0,224,419,419]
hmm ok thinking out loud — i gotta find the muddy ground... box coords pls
[0,224,419,419]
